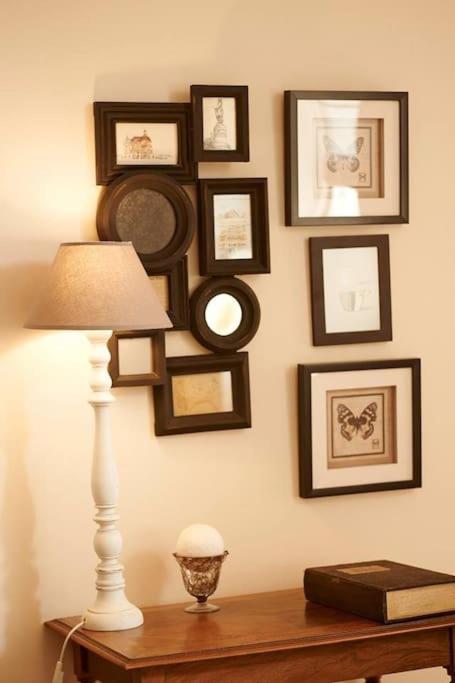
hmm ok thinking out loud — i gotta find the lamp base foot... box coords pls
[84,604,144,631]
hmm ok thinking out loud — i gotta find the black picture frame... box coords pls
[153,352,251,436]
[284,90,409,226]
[190,277,260,353]
[191,85,249,162]
[94,101,197,185]
[298,359,422,498]
[145,258,190,331]
[108,331,166,388]
[198,178,270,276]
[309,234,392,345]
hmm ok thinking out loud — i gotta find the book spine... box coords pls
[304,570,387,623]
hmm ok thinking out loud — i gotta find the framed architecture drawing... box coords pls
[146,258,190,331]
[153,352,251,435]
[284,91,409,225]
[108,331,166,388]
[191,85,249,162]
[298,359,421,498]
[94,102,197,185]
[309,234,392,345]
[198,178,270,275]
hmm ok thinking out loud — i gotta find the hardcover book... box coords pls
[304,560,455,623]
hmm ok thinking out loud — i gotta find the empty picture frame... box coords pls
[198,178,270,275]
[108,331,166,387]
[94,102,197,185]
[191,85,249,162]
[153,352,251,435]
[309,234,392,345]
[298,359,421,498]
[146,258,190,331]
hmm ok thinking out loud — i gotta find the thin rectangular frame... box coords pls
[298,359,421,498]
[191,85,249,162]
[108,330,166,388]
[284,90,409,226]
[309,234,392,345]
[153,352,251,436]
[94,102,197,185]
[198,178,270,276]
[145,257,190,331]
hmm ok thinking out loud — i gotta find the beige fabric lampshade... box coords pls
[25,242,173,331]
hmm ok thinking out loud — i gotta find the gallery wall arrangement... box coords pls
[94,85,269,437]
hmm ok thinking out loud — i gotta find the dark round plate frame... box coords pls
[96,171,195,270]
[190,277,260,353]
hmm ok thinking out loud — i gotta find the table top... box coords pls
[46,588,455,671]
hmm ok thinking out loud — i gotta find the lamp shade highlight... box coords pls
[25,242,173,331]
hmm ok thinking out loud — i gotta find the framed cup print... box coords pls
[298,359,421,498]
[146,258,190,331]
[94,102,197,185]
[191,85,249,162]
[153,352,251,436]
[309,234,392,345]
[108,331,165,388]
[284,91,409,225]
[198,178,270,275]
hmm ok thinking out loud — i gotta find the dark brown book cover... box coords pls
[304,560,455,623]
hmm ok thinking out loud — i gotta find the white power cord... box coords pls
[52,619,85,683]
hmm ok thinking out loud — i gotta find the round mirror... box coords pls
[204,293,242,336]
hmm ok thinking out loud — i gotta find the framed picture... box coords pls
[284,91,409,225]
[309,234,392,345]
[191,85,249,162]
[146,258,190,331]
[94,102,197,185]
[108,331,165,388]
[298,359,421,498]
[153,352,251,435]
[198,178,270,275]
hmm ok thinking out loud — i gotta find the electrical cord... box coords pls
[51,619,85,683]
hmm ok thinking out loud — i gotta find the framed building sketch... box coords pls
[146,258,190,331]
[309,234,392,345]
[284,91,409,225]
[191,85,249,162]
[94,102,197,185]
[198,178,270,275]
[298,359,421,498]
[108,331,165,388]
[153,352,251,435]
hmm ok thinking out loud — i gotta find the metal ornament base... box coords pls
[184,601,220,614]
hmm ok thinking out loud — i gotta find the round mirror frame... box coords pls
[190,277,261,353]
[96,171,195,271]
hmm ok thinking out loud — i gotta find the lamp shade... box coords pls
[25,242,173,331]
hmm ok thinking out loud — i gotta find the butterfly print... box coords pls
[323,135,364,173]
[337,402,377,441]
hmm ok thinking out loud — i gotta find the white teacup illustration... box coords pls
[340,287,373,312]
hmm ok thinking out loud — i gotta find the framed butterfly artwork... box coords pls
[298,359,421,498]
[284,91,409,225]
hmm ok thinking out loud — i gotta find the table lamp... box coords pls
[26,242,172,631]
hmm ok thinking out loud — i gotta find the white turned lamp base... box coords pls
[84,604,143,631]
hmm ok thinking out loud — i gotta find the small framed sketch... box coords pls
[298,359,421,498]
[198,178,270,275]
[284,91,409,225]
[191,85,249,162]
[153,352,251,435]
[108,331,166,388]
[146,258,190,331]
[94,102,197,185]
[309,234,392,345]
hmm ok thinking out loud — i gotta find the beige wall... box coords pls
[1,1,454,681]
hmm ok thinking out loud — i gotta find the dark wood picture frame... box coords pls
[94,102,197,185]
[153,352,251,436]
[198,178,270,276]
[190,277,260,352]
[298,359,422,498]
[97,171,195,270]
[284,90,409,226]
[145,258,190,331]
[191,85,249,162]
[108,330,166,388]
[309,234,392,345]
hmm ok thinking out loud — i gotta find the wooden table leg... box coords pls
[73,644,96,682]
[365,678,381,682]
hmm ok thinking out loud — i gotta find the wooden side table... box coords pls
[46,588,455,682]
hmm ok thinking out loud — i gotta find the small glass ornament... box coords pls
[173,551,229,613]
